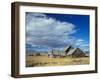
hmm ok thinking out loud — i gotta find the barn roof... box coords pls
[66,48,85,55]
[64,45,72,51]
[66,48,76,55]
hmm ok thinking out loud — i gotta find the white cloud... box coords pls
[75,39,89,52]
[75,39,84,46]
[26,12,89,52]
[26,13,77,49]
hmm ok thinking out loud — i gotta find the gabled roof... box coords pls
[64,45,72,51]
[66,48,85,55]
[66,48,76,55]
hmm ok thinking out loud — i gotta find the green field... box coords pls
[26,55,89,67]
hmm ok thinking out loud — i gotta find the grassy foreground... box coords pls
[26,55,89,67]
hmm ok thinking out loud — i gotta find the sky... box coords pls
[26,12,90,53]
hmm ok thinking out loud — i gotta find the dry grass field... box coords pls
[26,55,89,67]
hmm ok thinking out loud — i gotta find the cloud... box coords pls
[75,39,84,46]
[74,39,89,52]
[26,13,77,50]
[26,12,89,52]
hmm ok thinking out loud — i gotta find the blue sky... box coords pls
[26,12,90,52]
